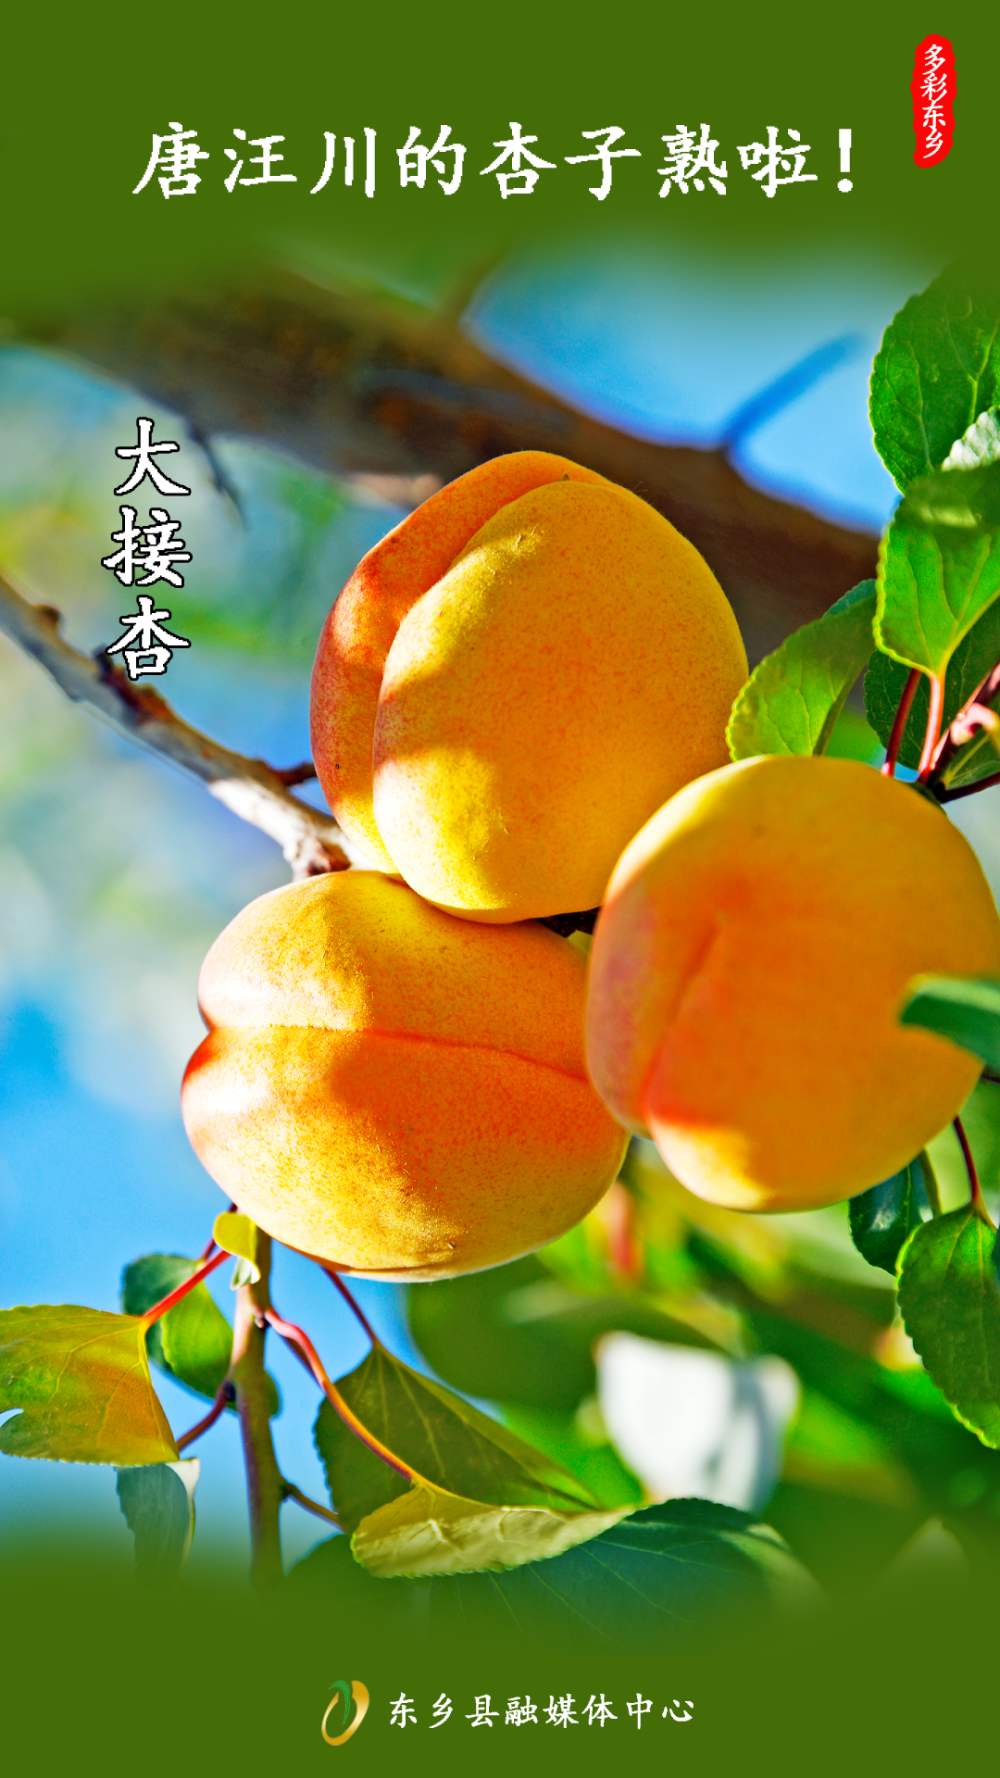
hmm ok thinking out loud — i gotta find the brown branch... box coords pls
[23,263,879,665]
[0,568,359,880]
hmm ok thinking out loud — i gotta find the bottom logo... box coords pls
[322,1680,370,1746]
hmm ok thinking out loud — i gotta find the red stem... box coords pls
[141,1248,228,1324]
[918,674,946,779]
[264,1306,417,1484]
[953,1115,994,1226]
[176,1381,232,1452]
[322,1267,380,1346]
[882,668,921,778]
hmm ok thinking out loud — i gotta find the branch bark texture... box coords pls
[0,568,355,878]
[25,264,879,665]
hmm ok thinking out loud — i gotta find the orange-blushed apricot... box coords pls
[585,754,1000,1212]
[310,450,747,923]
[182,870,627,1278]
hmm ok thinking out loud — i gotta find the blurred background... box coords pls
[5,232,1000,1593]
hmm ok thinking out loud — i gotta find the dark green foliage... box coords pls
[900,976,1000,1070]
[116,1462,195,1587]
[426,1500,800,1652]
[864,598,1000,774]
[899,1209,1000,1448]
[849,1157,932,1275]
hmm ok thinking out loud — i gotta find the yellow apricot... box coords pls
[585,755,1000,1212]
[310,450,747,923]
[181,871,627,1279]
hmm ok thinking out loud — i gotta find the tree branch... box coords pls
[230,1231,286,1594]
[23,263,879,665]
[0,568,359,879]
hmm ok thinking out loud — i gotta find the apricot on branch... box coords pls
[585,755,1000,1212]
[181,871,627,1278]
[310,450,747,923]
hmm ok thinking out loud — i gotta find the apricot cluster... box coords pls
[182,448,1000,1277]
[184,451,743,1275]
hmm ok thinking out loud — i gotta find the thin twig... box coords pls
[0,569,358,880]
[176,1381,234,1451]
[264,1306,416,1484]
[282,1479,343,1529]
[322,1268,380,1346]
[881,667,921,778]
[141,1248,228,1324]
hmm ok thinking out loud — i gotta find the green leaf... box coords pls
[315,1344,599,1535]
[121,1253,278,1415]
[427,1499,812,1649]
[353,1481,628,1579]
[898,1207,1000,1446]
[870,266,1000,492]
[212,1212,261,1286]
[727,581,877,761]
[116,1458,198,1586]
[876,459,1000,680]
[122,1254,230,1397]
[848,1156,932,1275]
[0,1305,177,1464]
[159,1291,234,1402]
[864,596,1000,774]
[900,975,1000,1070]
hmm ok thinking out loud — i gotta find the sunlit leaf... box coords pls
[727,581,876,761]
[875,459,1000,681]
[870,267,1000,492]
[898,1208,1000,1447]
[426,1498,812,1647]
[0,1305,177,1464]
[213,1212,261,1285]
[900,975,1000,1069]
[352,1481,628,1578]
[315,1344,599,1533]
[116,1458,199,1586]
[848,1156,933,1275]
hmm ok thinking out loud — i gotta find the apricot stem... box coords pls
[953,1116,995,1228]
[882,668,921,778]
[264,1306,418,1485]
[140,1248,228,1325]
[322,1268,381,1347]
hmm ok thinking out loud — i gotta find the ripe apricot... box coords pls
[181,871,627,1278]
[310,451,747,923]
[585,755,1000,1212]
